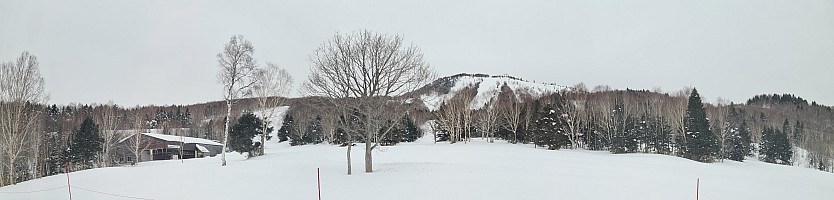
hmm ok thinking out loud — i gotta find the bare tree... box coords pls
[501,96,524,144]
[216,35,258,166]
[97,101,121,167]
[252,63,293,156]
[564,86,588,149]
[436,87,476,144]
[303,30,435,173]
[126,114,151,165]
[0,51,48,185]
[477,95,501,143]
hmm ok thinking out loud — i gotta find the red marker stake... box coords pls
[66,162,73,200]
[318,168,322,200]
[696,178,700,200]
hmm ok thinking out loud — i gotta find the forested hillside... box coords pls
[2,73,832,187]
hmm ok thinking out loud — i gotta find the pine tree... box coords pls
[229,113,270,158]
[679,88,719,162]
[276,114,293,142]
[792,120,802,144]
[400,114,421,142]
[759,127,793,165]
[531,101,569,150]
[302,116,324,144]
[65,117,104,169]
[724,105,752,161]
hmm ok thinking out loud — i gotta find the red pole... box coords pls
[696,178,700,200]
[317,168,322,200]
[66,162,73,200]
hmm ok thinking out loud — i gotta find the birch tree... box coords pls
[216,35,258,166]
[126,114,151,165]
[477,95,500,143]
[303,30,435,173]
[252,63,293,155]
[97,101,121,167]
[0,51,48,185]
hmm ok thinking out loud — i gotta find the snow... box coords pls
[2,134,833,200]
[141,132,222,146]
[420,75,564,111]
[195,144,210,153]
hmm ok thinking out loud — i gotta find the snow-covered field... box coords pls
[2,135,833,200]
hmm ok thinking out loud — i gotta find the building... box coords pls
[116,131,223,164]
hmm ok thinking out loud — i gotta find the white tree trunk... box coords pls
[221,102,231,166]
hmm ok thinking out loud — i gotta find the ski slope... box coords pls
[1,135,833,200]
[420,75,565,111]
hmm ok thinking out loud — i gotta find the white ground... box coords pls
[2,134,833,200]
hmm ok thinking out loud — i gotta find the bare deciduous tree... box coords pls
[564,84,589,149]
[216,35,258,166]
[126,114,152,165]
[0,51,48,185]
[303,30,435,173]
[252,63,293,156]
[477,95,501,143]
[97,101,121,167]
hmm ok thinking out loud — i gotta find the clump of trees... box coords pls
[228,113,272,158]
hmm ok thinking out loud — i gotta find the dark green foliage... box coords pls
[678,88,720,163]
[333,109,366,146]
[580,119,606,151]
[229,113,270,158]
[637,115,673,154]
[64,117,103,168]
[381,114,422,146]
[760,127,793,165]
[530,98,570,150]
[276,114,293,142]
[792,120,803,143]
[301,116,324,145]
[746,93,808,107]
[609,99,638,154]
[288,115,324,146]
[724,105,752,162]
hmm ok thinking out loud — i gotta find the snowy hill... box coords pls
[416,73,566,111]
[2,135,833,200]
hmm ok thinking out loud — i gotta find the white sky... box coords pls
[2,0,833,107]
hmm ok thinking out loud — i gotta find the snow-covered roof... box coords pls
[195,144,210,153]
[142,132,223,146]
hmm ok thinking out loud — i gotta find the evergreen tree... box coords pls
[380,114,422,146]
[782,119,791,142]
[276,114,293,142]
[228,113,270,158]
[679,88,720,162]
[530,101,569,150]
[792,120,802,144]
[609,98,638,154]
[65,117,104,169]
[302,116,324,144]
[759,127,793,165]
[581,119,606,151]
[400,114,421,142]
[724,105,752,161]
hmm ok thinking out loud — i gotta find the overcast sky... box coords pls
[2,0,833,107]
